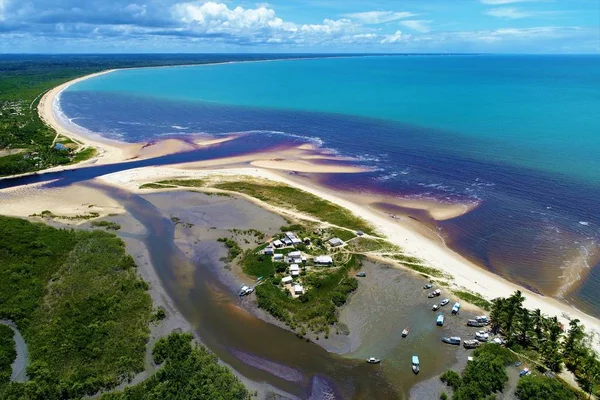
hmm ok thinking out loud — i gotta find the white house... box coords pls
[314,255,333,265]
[328,238,345,247]
[294,284,304,295]
[263,246,274,255]
[289,264,300,277]
[272,240,283,248]
[281,276,293,285]
[285,232,297,240]
[288,251,301,258]
[291,238,302,246]
[273,254,284,262]
[282,237,293,246]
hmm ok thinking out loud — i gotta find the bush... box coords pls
[516,375,579,400]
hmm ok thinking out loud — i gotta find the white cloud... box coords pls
[0,0,6,21]
[343,11,415,24]
[400,20,432,33]
[380,30,408,44]
[485,7,531,19]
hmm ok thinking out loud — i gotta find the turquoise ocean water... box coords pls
[61,55,600,316]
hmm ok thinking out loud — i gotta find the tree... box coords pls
[516,375,577,400]
[532,308,545,348]
[563,319,586,367]
[518,308,533,346]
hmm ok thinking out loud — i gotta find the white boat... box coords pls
[428,289,442,298]
[402,327,410,337]
[467,319,486,327]
[440,299,450,306]
[432,304,439,311]
[475,331,489,342]
[451,302,460,315]
[442,336,461,345]
[367,357,381,364]
[437,314,445,326]
[239,285,254,297]
[463,339,480,349]
[423,283,433,289]
[475,315,490,324]
[412,355,420,374]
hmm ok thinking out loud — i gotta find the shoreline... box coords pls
[33,68,600,343]
[99,166,600,345]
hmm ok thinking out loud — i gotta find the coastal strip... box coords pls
[37,69,600,346]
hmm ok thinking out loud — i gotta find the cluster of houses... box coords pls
[0,100,24,117]
[262,230,345,297]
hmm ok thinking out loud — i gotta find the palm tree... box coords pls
[532,308,545,348]
[505,291,525,345]
[518,308,533,346]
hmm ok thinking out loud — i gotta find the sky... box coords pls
[0,0,598,53]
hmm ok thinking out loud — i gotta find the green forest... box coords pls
[0,216,153,399]
[101,333,250,400]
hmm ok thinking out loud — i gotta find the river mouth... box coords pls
[82,185,480,399]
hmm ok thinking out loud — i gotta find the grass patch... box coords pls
[240,245,280,278]
[350,238,400,253]
[327,227,356,242]
[156,179,206,188]
[217,238,243,261]
[0,325,16,390]
[70,147,97,164]
[453,289,492,311]
[139,183,171,189]
[91,220,121,231]
[0,216,153,398]
[101,333,249,400]
[213,181,376,235]
[29,209,100,221]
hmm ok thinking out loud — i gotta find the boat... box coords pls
[367,357,381,364]
[467,319,486,327]
[428,289,442,298]
[475,331,489,342]
[442,336,461,345]
[451,302,460,315]
[423,283,433,289]
[440,298,450,306]
[356,272,367,277]
[402,327,410,337]
[475,315,490,324]
[463,339,480,349]
[412,355,420,374]
[436,314,445,326]
[239,285,254,297]
[432,304,439,311]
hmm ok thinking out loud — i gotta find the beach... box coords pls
[31,69,600,343]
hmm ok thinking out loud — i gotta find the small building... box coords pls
[314,255,333,265]
[288,251,301,258]
[293,257,303,264]
[285,232,297,240]
[272,240,283,248]
[290,264,300,277]
[301,255,307,263]
[281,276,293,285]
[291,238,302,246]
[263,246,274,255]
[294,284,304,295]
[328,238,345,247]
[282,238,293,246]
[273,254,284,262]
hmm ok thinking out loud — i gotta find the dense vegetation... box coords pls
[101,333,250,400]
[489,291,599,397]
[254,254,362,335]
[0,54,323,176]
[516,374,580,399]
[0,325,16,391]
[217,237,243,261]
[440,343,517,399]
[90,220,121,230]
[0,216,153,398]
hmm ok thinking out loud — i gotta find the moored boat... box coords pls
[440,298,450,306]
[451,302,460,315]
[437,314,445,326]
[463,339,480,349]
[467,319,486,327]
[475,330,489,342]
[475,315,490,324]
[402,327,410,337]
[367,357,381,364]
[412,355,420,374]
[239,285,254,297]
[356,271,367,277]
[442,336,461,345]
[423,283,433,289]
[428,289,442,298]
[432,304,439,311]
